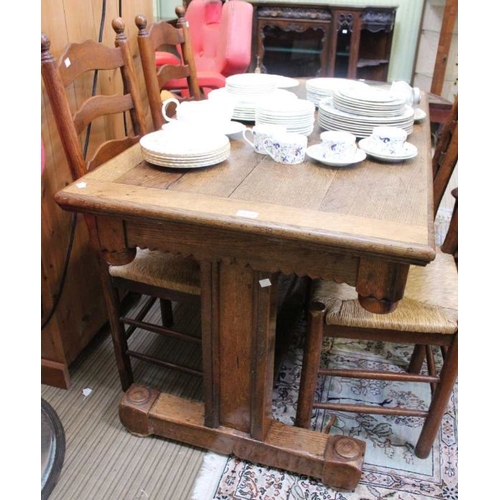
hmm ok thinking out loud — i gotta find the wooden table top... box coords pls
[55,94,435,269]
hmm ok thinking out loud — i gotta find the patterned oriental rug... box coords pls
[192,319,458,500]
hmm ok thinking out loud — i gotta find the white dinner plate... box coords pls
[269,75,300,89]
[413,108,427,122]
[224,121,247,137]
[358,138,418,162]
[162,120,245,138]
[142,145,230,169]
[144,128,228,155]
[306,145,366,167]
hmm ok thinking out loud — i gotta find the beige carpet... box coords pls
[41,299,208,500]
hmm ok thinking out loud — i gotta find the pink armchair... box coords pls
[156,0,253,97]
[187,0,253,76]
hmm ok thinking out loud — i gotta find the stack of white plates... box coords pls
[226,73,300,92]
[140,128,230,169]
[306,78,369,106]
[332,85,406,117]
[210,87,298,122]
[225,73,277,97]
[255,98,316,136]
[318,96,414,138]
[267,74,300,89]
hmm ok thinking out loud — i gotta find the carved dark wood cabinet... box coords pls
[251,3,396,81]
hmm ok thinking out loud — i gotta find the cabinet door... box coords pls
[329,10,362,79]
[258,19,330,77]
[357,9,396,82]
[254,6,332,78]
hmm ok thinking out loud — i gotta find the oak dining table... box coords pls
[54,85,436,491]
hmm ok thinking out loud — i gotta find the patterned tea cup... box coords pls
[243,124,287,154]
[320,131,357,161]
[370,126,407,156]
[263,132,307,165]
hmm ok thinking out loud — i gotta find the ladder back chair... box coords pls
[433,95,458,218]
[41,18,202,392]
[136,7,224,131]
[295,96,458,459]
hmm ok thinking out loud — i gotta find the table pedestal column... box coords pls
[118,261,366,491]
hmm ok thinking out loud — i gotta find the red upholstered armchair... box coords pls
[156,0,253,97]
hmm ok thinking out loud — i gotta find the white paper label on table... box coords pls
[259,278,272,288]
[236,210,258,219]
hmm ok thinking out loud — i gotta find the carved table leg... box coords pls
[356,257,410,313]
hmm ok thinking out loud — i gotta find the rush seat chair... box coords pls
[135,8,209,131]
[295,96,458,459]
[41,18,202,392]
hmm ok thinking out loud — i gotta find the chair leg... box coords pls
[415,334,458,458]
[160,299,174,327]
[425,345,438,395]
[408,344,426,373]
[296,302,327,428]
[97,258,134,391]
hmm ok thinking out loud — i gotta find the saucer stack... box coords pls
[140,129,230,169]
[255,98,316,136]
[306,78,369,106]
[225,73,277,121]
[332,85,407,117]
[210,88,297,122]
[318,84,415,138]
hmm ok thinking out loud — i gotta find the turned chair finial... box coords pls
[41,33,53,63]
[175,5,186,21]
[112,17,126,37]
[135,14,148,34]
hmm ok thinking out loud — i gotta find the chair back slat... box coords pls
[87,136,140,173]
[57,40,124,86]
[73,94,135,135]
[157,64,193,88]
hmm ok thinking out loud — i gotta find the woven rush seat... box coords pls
[296,95,458,460]
[313,247,458,335]
[296,242,459,459]
[110,249,200,296]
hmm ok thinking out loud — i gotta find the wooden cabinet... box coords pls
[251,3,396,81]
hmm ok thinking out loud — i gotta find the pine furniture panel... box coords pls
[41,0,154,388]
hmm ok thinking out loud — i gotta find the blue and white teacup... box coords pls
[370,126,407,155]
[243,124,287,154]
[263,132,307,165]
[320,131,357,161]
